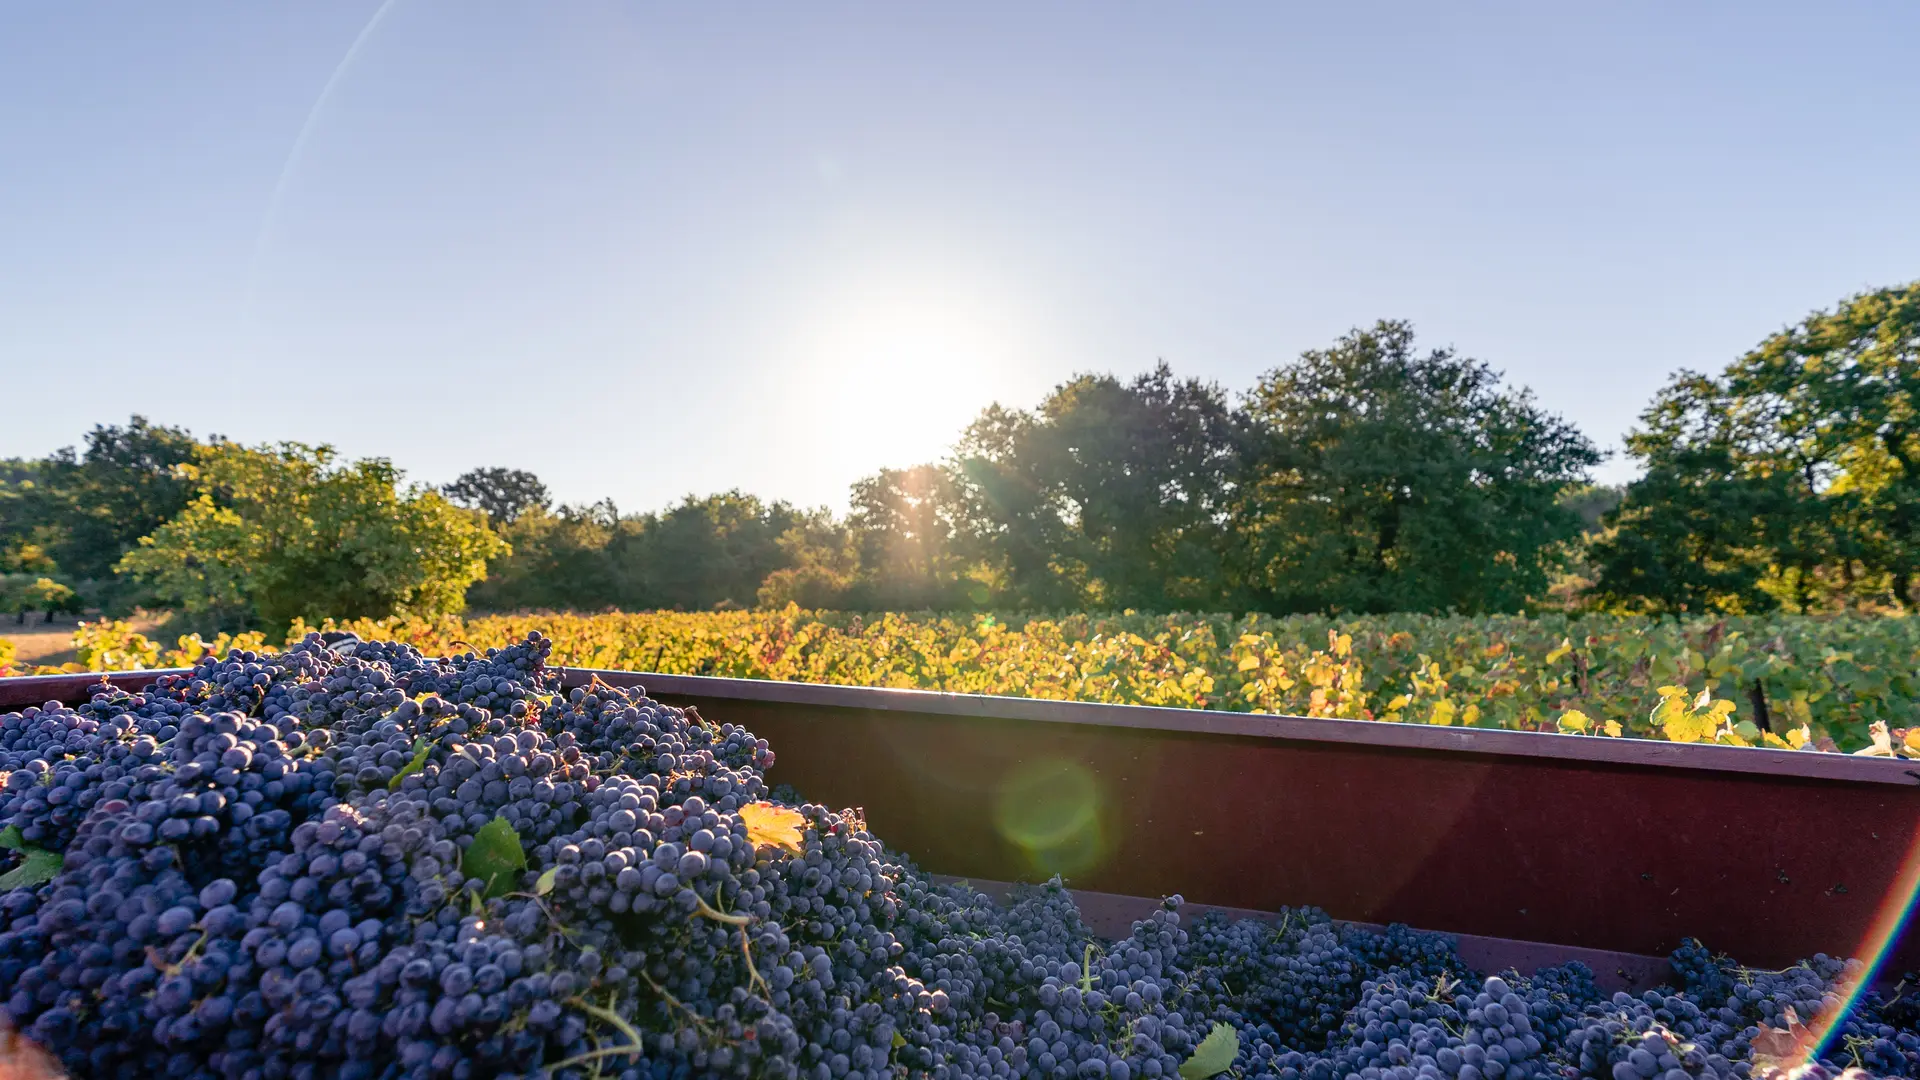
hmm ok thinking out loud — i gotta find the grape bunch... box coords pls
[0,629,1915,1080]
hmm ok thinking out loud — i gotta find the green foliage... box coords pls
[0,824,63,889]
[843,464,976,609]
[1236,321,1600,614]
[466,502,628,611]
[0,574,83,623]
[952,363,1244,610]
[442,467,551,526]
[7,285,1915,624]
[1179,1022,1240,1079]
[636,491,803,611]
[469,492,807,613]
[389,738,432,789]
[117,441,506,628]
[0,418,201,609]
[757,510,861,609]
[313,606,1904,751]
[1587,372,1781,613]
[461,816,527,898]
[1596,282,1920,613]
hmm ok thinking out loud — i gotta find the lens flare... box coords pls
[1787,819,1920,1069]
[991,758,1106,878]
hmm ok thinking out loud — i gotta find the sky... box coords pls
[2,2,1917,512]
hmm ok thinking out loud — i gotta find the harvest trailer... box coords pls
[5,664,1916,989]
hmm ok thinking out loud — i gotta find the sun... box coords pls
[770,257,1058,468]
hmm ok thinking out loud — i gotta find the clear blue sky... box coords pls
[3,3,1916,511]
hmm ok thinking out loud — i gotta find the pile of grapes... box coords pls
[0,632,1914,1079]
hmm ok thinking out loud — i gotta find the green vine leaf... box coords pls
[534,867,557,896]
[0,847,63,889]
[1179,1022,1240,1080]
[0,825,24,851]
[462,816,526,899]
[388,738,432,790]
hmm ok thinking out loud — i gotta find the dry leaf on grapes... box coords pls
[1748,1006,1814,1073]
[740,802,806,855]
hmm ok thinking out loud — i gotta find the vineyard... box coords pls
[13,608,1920,755]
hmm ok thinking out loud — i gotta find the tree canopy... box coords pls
[1594,282,1920,612]
[1235,321,1599,614]
[10,282,1917,624]
[444,467,552,526]
[952,363,1244,610]
[0,417,199,607]
[118,442,505,628]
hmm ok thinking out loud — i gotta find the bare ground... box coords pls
[2,611,167,668]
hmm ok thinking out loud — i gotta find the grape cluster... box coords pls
[1343,922,1471,986]
[0,629,1915,1080]
[1565,993,1743,1080]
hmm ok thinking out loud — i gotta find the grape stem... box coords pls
[739,925,771,999]
[639,970,712,1034]
[690,888,770,998]
[543,1040,645,1075]
[566,995,643,1049]
[691,889,751,926]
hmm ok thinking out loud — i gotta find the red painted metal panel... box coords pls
[622,691,1920,973]
[567,669,1920,786]
[0,669,187,711]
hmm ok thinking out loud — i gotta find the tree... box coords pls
[756,510,860,609]
[843,465,974,609]
[951,364,1245,609]
[1593,282,1920,611]
[118,442,506,629]
[443,467,551,527]
[0,574,81,624]
[1236,321,1599,614]
[623,492,802,611]
[0,419,202,609]
[1587,374,1786,613]
[466,502,630,612]
[0,460,60,579]
[42,417,203,583]
[1,574,82,623]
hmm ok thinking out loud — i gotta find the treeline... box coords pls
[0,281,1914,627]
[418,316,1604,617]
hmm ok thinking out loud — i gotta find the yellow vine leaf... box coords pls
[1557,710,1590,733]
[740,803,807,855]
[1602,719,1623,738]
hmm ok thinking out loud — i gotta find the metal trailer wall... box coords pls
[5,667,1918,985]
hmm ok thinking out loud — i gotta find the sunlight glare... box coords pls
[767,256,1059,473]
